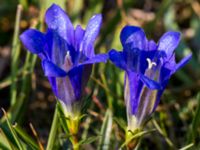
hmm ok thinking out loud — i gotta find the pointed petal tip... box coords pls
[175,53,192,72]
[91,14,102,21]
[88,14,102,26]
[47,3,61,11]
[79,14,102,58]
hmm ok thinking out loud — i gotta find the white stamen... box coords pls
[66,51,70,57]
[63,51,72,71]
[146,58,157,69]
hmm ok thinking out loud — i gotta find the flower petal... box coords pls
[139,74,162,90]
[45,4,74,44]
[109,49,127,70]
[80,14,102,58]
[56,77,76,108]
[175,53,192,72]
[158,31,181,57]
[68,65,84,100]
[148,40,157,51]
[20,29,45,54]
[81,53,108,65]
[159,66,171,83]
[42,60,67,77]
[125,71,144,115]
[46,29,78,66]
[120,26,147,50]
[152,89,165,112]
[75,25,85,50]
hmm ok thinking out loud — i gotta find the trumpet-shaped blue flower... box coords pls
[109,26,192,131]
[20,4,108,117]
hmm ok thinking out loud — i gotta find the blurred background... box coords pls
[0,0,200,149]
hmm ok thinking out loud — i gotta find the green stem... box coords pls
[71,135,79,150]
[11,4,23,106]
[67,118,80,150]
[125,129,140,150]
[46,104,59,150]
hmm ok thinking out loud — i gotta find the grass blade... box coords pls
[10,4,23,106]
[98,109,113,150]
[13,125,39,150]
[1,109,24,150]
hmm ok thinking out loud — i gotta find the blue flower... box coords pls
[20,4,108,117]
[109,26,192,130]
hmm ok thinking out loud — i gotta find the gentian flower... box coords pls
[20,4,108,118]
[109,26,192,131]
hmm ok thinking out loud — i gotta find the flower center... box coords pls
[146,58,157,70]
[63,51,73,71]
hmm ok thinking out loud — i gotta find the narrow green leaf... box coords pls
[46,103,59,150]
[179,143,194,150]
[13,125,39,150]
[57,102,69,134]
[98,109,113,150]
[2,109,24,150]
[0,128,14,150]
[10,4,23,106]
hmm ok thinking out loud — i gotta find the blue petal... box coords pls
[109,49,127,70]
[123,48,140,72]
[139,74,162,90]
[75,25,85,50]
[81,53,108,65]
[56,77,76,105]
[159,66,171,83]
[45,4,74,44]
[152,89,165,112]
[45,29,78,66]
[68,65,84,100]
[175,53,192,72]
[42,60,67,77]
[47,77,58,97]
[148,40,157,51]
[80,14,102,58]
[120,26,147,50]
[20,29,45,54]
[158,31,181,57]
[125,71,143,114]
